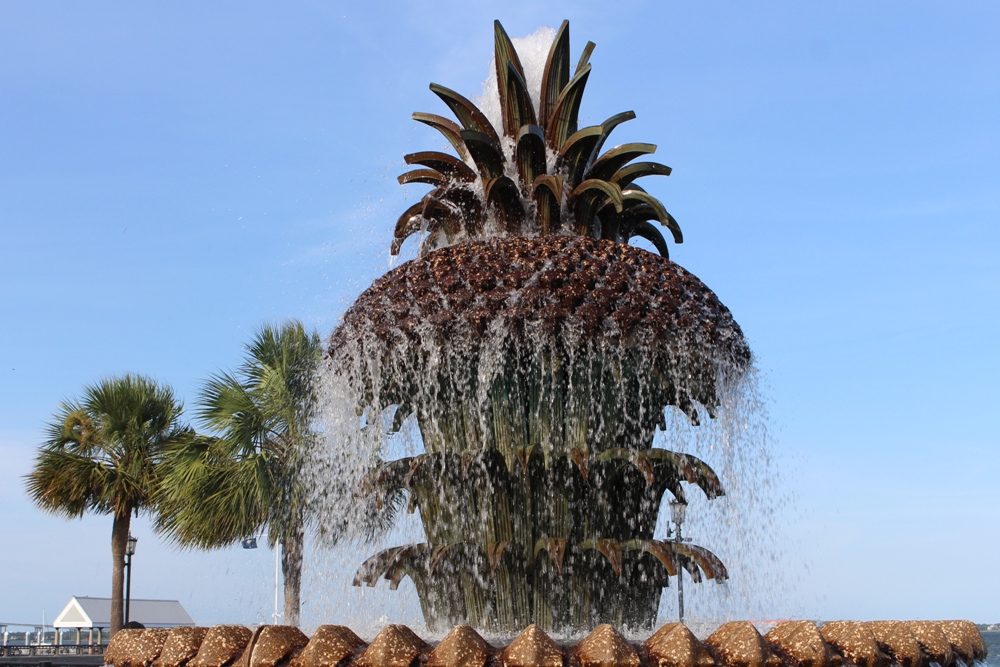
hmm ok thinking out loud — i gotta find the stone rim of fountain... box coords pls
[104,620,988,667]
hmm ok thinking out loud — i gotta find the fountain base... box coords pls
[104,619,987,667]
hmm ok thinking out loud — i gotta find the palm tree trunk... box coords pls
[110,512,130,635]
[281,520,304,626]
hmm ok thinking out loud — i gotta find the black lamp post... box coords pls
[125,535,137,624]
[669,500,687,624]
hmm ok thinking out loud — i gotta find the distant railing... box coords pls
[1,646,104,657]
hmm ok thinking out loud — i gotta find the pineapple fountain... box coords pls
[101,20,989,667]
[328,20,745,634]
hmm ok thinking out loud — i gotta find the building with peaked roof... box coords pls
[50,597,194,644]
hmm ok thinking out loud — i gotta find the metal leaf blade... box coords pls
[503,61,537,137]
[621,189,682,243]
[539,20,570,130]
[494,21,532,137]
[533,537,567,575]
[611,161,672,189]
[571,178,623,235]
[627,220,671,258]
[645,449,724,499]
[411,112,471,162]
[576,41,596,74]
[545,65,591,151]
[461,129,506,181]
[516,124,546,195]
[484,175,525,234]
[404,151,477,182]
[430,83,501,145]
[391,201,426,255]
[422,194,462,241]
[588,143,657,181]
[558,125,603,190]
[532,174,563,235]
[353,545,406,586]
[586,111,637,172]
[398,169,445,187]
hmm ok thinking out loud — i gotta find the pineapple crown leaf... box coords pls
[393,20,681,258]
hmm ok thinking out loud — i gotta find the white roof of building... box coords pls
[53,597,195,628]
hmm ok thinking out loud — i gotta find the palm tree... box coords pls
[25,374,187,635]
[155,321,320,626]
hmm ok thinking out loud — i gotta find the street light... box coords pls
[125,535,137,624]
[669,501,687,624]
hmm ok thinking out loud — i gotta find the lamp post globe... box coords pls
[669,500,687,526]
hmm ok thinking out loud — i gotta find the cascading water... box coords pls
[303,20,788,637]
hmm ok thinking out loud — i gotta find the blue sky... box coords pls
[1,1,998,630]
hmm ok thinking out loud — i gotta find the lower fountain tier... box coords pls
[357,447,726,632]
[354,537,727,632]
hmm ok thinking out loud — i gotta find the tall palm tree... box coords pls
[155,321,320,626]
[25,374,187,635]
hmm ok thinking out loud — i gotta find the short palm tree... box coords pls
[154,321,321,626]
[24,374,188,635]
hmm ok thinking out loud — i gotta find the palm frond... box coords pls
[26,374,187,520]
[24,447,114,517]
[156,435,272,549]
[156,320,326,550]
